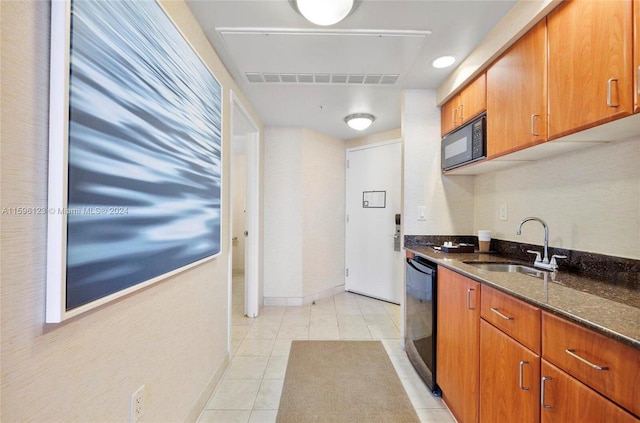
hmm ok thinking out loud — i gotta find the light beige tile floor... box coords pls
[197,276,456,423]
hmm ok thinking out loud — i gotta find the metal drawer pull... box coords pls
[606,78,618,108]
[541,376,552,409]
[466,288,475,310]
[530,114,539,136]
[519,361,530,391]
[490,307,513,320]
[565,349,609,370]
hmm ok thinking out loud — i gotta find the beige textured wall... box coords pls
[344,128,401,149]
[402,90,475,235]
[263,128,345,304]
[263,128,304,300]
[474,137,640,259]
[1,1,261,421]
[302,129,346,299]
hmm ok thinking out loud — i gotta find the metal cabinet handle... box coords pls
[459,103,464,123]
[637,67,640,95]
[565,349,609,370]
[452,107,458,127]
[530,114,539,136]
[519,361,530,391]
[490,307,513,320]
[541,376,552,409]
[466,288,475,310]
[607,78,618,108]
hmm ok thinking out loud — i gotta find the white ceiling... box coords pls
[186,0,517,140]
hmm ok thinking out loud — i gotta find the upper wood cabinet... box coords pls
[487,20,547,159]
[547,0,633,139]
[634,0,640,113]
[437,266,480,423]
[441,74,486,137]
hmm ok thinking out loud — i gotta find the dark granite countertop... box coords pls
[406,246,640,350]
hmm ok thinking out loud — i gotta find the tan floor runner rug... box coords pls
[276,340,420,423]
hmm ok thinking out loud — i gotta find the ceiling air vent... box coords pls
[297,73,314,83]
[280,73,297,83]
[364,74,382,84]
[380,74,399,84]
[245,73,264,83]
[331,74,348,83]
[263,73,281,83]
[244,72,400,85]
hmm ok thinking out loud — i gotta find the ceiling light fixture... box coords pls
[344,113,375,131]
[432,56,456,69]
[290,0,356,26]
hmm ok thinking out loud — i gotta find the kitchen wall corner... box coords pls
[402,89,475,236]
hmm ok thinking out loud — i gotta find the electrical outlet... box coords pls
[130,385,145,423]
[499,203,508,221]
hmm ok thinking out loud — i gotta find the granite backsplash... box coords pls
[405,235,640,291]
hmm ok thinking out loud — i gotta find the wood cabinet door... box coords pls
[541,360,640,423]
[441,96,459,137]
[459,73,486,125]
[634,0,640,113]
[480,320,540,423]
[437,266,480,423]
[487,20,547,159]
[548,0,633,139]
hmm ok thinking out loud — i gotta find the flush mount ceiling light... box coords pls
[344,113,376,131]
[432,55,456,69]
[290,0,357,26]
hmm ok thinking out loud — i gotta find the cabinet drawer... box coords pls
[542,312,640,418]
[481,285,541,354]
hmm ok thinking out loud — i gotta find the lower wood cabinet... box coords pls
[437,266,480,423]
[436,269,640,423]
[480,319,540,423]
[542,311,640,418]
[540,360,640,423]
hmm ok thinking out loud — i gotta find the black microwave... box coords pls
[441,114,486,171]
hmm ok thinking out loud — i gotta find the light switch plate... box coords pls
[417,206,426,221]
[499,203,508,221]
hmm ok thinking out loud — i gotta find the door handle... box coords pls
[466,288,476,310]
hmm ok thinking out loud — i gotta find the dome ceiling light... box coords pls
[344,113,376,131]
[290,0,358,26]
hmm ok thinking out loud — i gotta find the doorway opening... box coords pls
[229,92,261,337]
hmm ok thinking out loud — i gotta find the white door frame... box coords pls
[229,92,261,340]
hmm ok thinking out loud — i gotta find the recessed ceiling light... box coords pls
[432,56,456,69]
[294,0,354,26]
[344,113,375,131]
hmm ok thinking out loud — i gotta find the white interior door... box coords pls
[345,141,403,304]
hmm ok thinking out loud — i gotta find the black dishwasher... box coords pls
[405,255,440,395]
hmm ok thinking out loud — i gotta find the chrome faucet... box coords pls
[516,217,566,271]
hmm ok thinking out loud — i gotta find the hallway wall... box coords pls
[263,128,345,305]
[0,1,261,421]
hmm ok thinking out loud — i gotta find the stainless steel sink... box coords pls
[463,261,546,277]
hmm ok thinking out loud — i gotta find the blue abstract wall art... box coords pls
[47,0,222,320]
